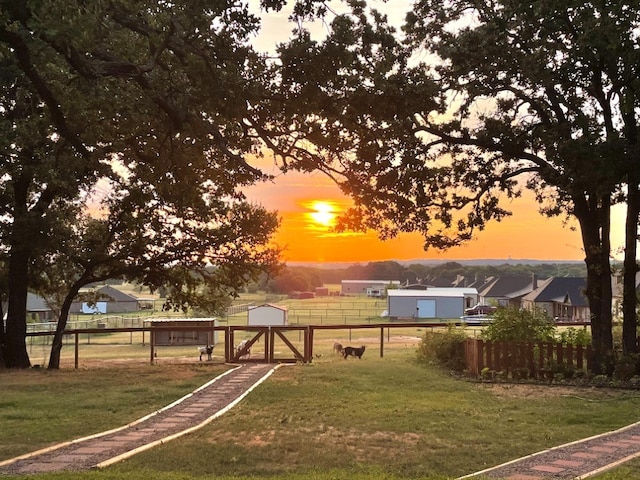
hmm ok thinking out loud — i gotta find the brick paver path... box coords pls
[0,364,276,475]
[458,421,640,479]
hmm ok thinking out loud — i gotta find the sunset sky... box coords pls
[243,2,626,265]
[243,168,625,264]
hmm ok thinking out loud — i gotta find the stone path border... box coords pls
[457,420,640,479]
[0,363,277,475]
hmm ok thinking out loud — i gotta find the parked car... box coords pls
[464,303,497,316]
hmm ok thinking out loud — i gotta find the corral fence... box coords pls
[464,338,592,379]
[25,322,452,368]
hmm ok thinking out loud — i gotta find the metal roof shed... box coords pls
[147,318,219,346]
[387,288,478,320]
[247,304,289,326]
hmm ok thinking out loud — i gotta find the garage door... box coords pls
[416,299,436,318]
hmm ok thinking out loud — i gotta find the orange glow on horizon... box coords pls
[243,169,623,264]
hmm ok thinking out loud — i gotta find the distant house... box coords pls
[247,304,288,326]
[341,280,400,295]
[478,275,543,307]
[387,288,478,320]
[521,277,589,321]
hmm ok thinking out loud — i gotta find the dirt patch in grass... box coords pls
[226,426,423,464]
[479,383,630,400]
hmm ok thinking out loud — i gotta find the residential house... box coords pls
[521,277,589,321]
[478,275,543,308]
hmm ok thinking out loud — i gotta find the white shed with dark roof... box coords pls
[247,304,288,326]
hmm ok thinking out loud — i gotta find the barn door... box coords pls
[416,299,436,318]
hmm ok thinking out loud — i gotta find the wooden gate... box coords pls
[226,326,311,363]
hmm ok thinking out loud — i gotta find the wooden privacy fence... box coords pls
[465,338,591,378]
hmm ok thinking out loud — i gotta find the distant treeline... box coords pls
[251,260,589,295]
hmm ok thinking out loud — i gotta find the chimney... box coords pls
[532,273,538,290]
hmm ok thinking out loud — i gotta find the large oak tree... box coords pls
[270,1,639,373]
[0,0,328,368]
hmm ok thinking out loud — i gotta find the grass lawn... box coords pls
[3,348,640,480]
[0,363,228,460]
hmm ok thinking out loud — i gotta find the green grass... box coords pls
[591,458,640,479]
[3,350,640,479]
[0,363,228,461]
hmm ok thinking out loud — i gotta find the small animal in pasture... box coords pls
[332,342,344,355]
[236,339,251,359]
[343,345,366,359]
[198,345,214,361]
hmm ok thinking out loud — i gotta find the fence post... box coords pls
[380,327,384,358]
[577,344,584,370]
[485,340,493,372]
[150,329,155,365]
[75,332,79,369]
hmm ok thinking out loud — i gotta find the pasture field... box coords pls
[27,290,462,367]
[2,348,640,480]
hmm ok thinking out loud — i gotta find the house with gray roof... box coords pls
[479,275,544,308]
[521,277,589,321]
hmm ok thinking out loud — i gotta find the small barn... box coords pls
[289,291,314,299]
[315,286,329,297]
[147,318,218,346]
[26,292,54,322]
[247,304,289,326]
[387,288,478,320]
[71,285,141,314]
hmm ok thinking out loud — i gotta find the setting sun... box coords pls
[306,200,338,228]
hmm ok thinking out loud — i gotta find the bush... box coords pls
[482,306,555,342]
[557,327,591,346]
[417,326,467,372]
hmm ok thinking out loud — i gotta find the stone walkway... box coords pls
[0,363,276,475]
[458,420,640,479]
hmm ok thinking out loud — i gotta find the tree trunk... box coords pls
[0,296,6,369]
[48,282,83,369]
[622,177,639,356]
[575,193,614,375]
[5,248,31,368]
